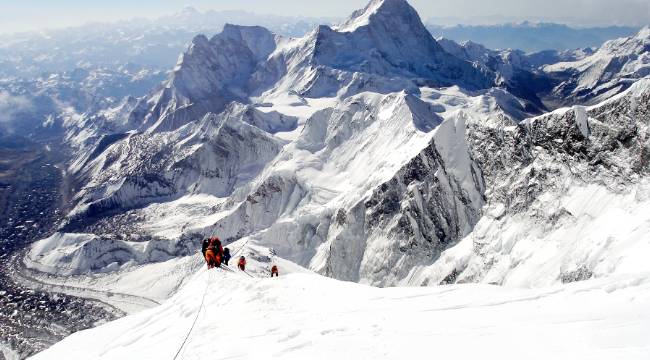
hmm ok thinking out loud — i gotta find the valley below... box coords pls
[0,141,117,359]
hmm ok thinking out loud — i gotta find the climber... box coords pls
[201,238,210,257]
[223,247,232,266]
[204,236,224,269]
[238,256,246,271]
[271,265,279,277]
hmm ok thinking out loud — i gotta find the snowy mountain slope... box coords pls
[121,0,496,137]
[30,266,650,360]
[194,91,460,269]
[525,47,596,68]
[544,26,650,105]
[125,25,279,133]
[437,38,554,111]
[26,85,536,288]
[245,79,649,287]
[21,0,650,305]
[64,104,287,226]
[408,78,650,287]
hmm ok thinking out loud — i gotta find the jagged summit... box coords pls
[125,0,495,133]
[217,24,278,61]
[302,0,492,90]
[188,33,210,48]
[130,24,278,133]
[335,0,423,33]
[635,25,650,39]
[331,0,446,60]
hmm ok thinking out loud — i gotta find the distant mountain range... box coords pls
[0,7,335,77]
[0,7,643,80]
[427,22,640,52]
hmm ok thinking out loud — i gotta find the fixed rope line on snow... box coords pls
[231,238,250,257]
[231,239,255,278]
[172,261,211,360]
[173,240,253,359]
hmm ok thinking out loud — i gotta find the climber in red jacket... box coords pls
[204,236,224,269]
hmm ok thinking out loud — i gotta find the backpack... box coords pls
[209,237,221,250]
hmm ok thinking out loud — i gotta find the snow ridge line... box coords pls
[172,238,252,360]
[173,248,255,359]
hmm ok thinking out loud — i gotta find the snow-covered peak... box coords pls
[596,26,649,57]
[635,25,650,40]
[217,24,278,61]
[331,0,439,53]
[335,0,421,33]
[188,33,210,52]
[180,5,199,15]
[283,0,492,91]
[131,24,280,133]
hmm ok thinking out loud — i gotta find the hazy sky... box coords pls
[0,0,648,34]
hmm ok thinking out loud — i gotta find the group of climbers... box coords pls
[201,236,278,277]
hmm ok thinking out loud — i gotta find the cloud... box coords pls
[0,91,34,124]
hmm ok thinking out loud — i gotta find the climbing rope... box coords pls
[172,240,252,359]
[230,238,250,257]
[172,263,212,360]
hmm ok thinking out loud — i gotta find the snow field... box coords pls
[31,263,650,360]
[405,180,650,287]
